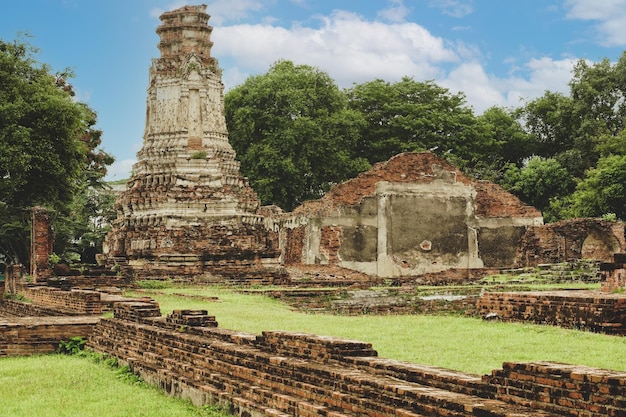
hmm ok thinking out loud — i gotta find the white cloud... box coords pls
[204,0,265,26]
[429,0,474,18]
[106,158,136,181]
[440,62,504,112]
[564,0,626,46]
[212,10,458,88]
[149,0,187,19]
[441,57,577,113]
[378,0,411,23]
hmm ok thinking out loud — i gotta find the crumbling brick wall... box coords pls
[476,290,626,335]
[516,219,625,267]
[282,152,542,277]
[88,301,626,417]
[283,226,305,265]
[16,286,103,316]
[484,362,626,416]
[600,253,626,292]
[0,317,98,356]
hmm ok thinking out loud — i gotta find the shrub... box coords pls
[57,336,86,355]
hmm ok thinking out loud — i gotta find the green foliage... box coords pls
[469,106,535,181]
[501,156,575,219]
[0,37,85,211]
[57,336,87,355]
[190,150,207,159]
[514,51,626,221]
[50,183,116,264]
[345,77,493,173]
[567,154,626,219]
[0,36,114,267]
[602,212,617,222]
[0,204,29,268]
[225,60,370,210]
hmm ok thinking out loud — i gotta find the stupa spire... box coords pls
[103,5,281,281]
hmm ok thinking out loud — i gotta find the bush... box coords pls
[57,336,86,355]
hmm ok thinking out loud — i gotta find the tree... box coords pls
[0,37,113,268]
[225,60,369,211]
[345,77,494,172]
[567,155,626,220]
[519,52,626,180]
[501,157,575,221]
[461,106,536,182]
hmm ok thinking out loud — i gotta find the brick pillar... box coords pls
[600,253,626,292]
[30,206,53,282]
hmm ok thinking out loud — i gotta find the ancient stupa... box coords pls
[104,5,282,281]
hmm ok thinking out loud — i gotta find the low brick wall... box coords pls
[0,298,68,317]
[476,290,626,335]
[88,301,626,416]
[0,316,99,356]
[18,285,103,315]
[485,361,626,416]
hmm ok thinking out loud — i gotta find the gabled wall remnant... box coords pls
[281,152,543,277]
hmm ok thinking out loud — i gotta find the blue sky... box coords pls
[1,0,625,180]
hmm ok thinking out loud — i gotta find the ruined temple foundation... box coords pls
[103,5,283,282]
[86,301,626,417]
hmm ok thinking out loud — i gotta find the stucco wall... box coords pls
[282,152,542,277]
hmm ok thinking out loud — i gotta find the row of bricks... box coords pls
[89,317,558,416]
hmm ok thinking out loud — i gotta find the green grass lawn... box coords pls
[3,284,625,417]
[0,354,231,417]
[130,286,626,375]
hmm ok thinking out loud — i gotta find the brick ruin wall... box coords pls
[476,290,626,335]
[516,219,626,267]
[14,285,103,316]
[282,152,543,277]
[0,284,126,356]
[601,253,626,292]
[484,362,626,416]
[86,301,626,417]
[0,316,99,356]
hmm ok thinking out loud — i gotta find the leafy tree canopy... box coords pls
[566,155,626,220]
[225,60,369,211]
[501,157,575,222]
[345,77,498,173]
[0,36,113,267]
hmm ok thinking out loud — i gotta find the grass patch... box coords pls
[136,278,175,290]
[128,286,626,375]
[0,354,231,417]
